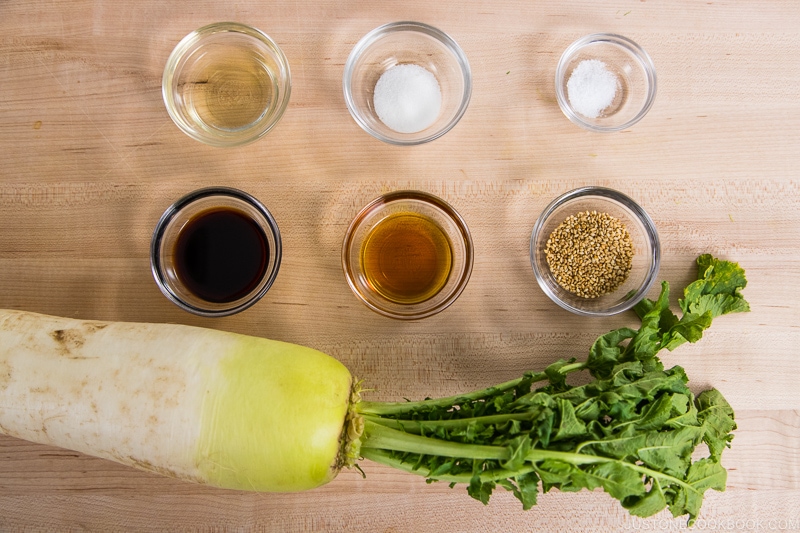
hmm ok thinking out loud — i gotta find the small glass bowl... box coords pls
[342,191,473,319]
[343,21,472,145]
[555,33,656,132]
[162,22,291,147]
[530,187,660,316]
[151,187,282,317]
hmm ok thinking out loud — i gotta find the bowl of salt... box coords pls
[555,33,656,132]
[343,21,472,145]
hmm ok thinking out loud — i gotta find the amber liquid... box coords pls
[361,212,453,304]
[174,208,269,304]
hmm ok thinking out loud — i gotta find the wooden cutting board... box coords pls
[1,1,798,530]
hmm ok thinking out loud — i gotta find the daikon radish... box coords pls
[0,309,353,492]
[0,255,748,524]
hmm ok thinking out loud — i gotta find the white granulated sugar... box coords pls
[373,63,442,134]
[566,59,618,119]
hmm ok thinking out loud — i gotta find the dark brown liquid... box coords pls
[174,208,269,303]
[361,212,453,304]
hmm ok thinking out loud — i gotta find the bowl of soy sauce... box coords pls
[151,187,281,316]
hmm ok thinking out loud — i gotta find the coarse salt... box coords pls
[373,63,442,134]
[566,59,618,119]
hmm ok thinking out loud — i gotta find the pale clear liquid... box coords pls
[182,48,277,132]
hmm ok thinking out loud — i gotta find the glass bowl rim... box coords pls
[342,20,473,146]
[161,21,292,147]
[530,186,661,316]
[342,189,474,319]
[150,186,282,317]
[555,32,657,133]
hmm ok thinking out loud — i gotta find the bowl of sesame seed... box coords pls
[530,186,660,316]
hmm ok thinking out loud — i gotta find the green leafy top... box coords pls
[586,253,749,378]
[354,255,748,526]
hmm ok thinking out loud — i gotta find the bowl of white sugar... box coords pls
[343,21,472,145]
[555,33,656,133]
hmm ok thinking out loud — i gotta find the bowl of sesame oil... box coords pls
[342,190,473,319]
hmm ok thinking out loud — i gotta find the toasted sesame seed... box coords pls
[545,210,634,299]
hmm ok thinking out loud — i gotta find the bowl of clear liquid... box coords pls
[162,22,292,147]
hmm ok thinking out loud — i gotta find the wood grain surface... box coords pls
[1,1,799,531]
